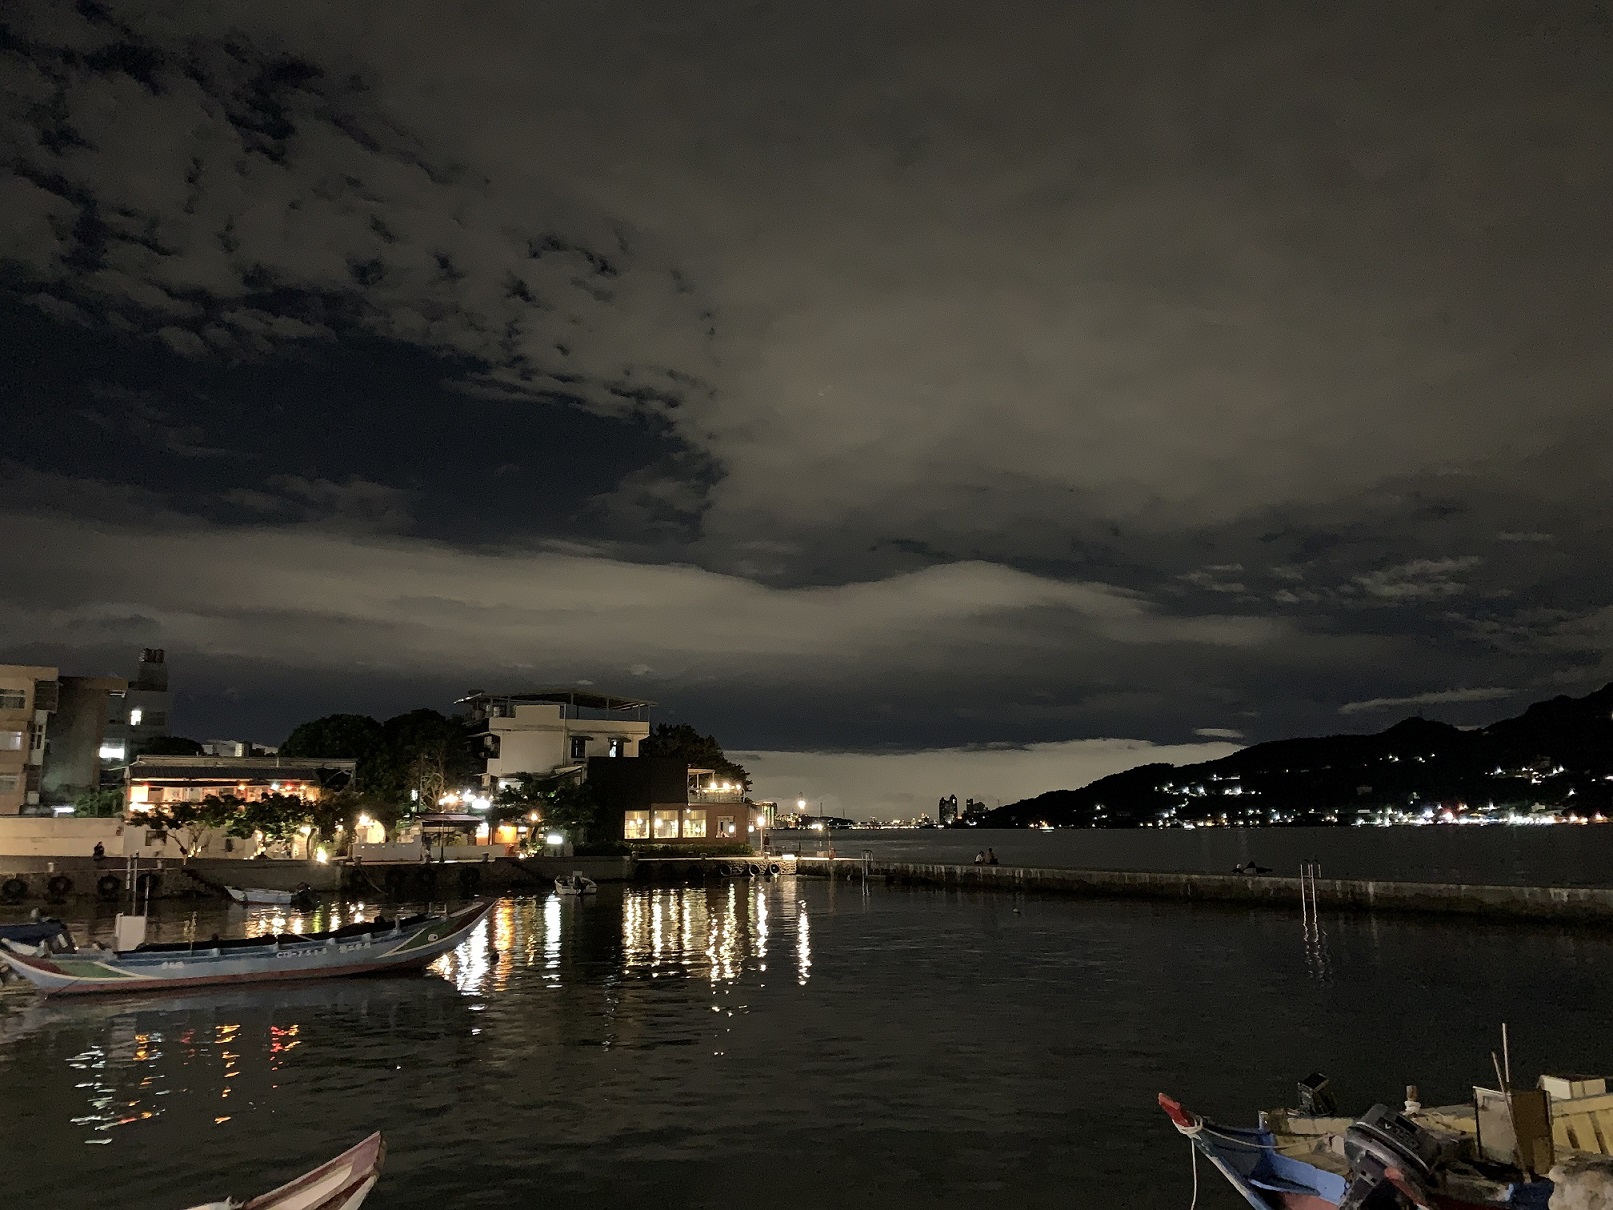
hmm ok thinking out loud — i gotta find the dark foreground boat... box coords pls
[0,901,491,996]
[187,1131,384,1210]
[1159,1067,1613,1210]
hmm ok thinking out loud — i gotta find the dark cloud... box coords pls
[1,0,1611,768]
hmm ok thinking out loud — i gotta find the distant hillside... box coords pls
[987,684,1613,828]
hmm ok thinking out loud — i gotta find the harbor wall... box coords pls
[794,859,1613,923]
[0,854,634,902]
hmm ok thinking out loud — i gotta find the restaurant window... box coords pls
[608,737,624,757]
[0,773,18,793]
[718,815,736,836]
[0,690,26,710]
[0,731,22,751]
[652,809,681,839]
[570,736,588,760]
[624,810,650,840]
[681,809,707,839]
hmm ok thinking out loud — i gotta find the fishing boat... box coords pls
[187,1130,384,1210]
[226,883,314,906]
[1160,1065,1613,1209]
[555,872,598,895]
[0,901,492,997]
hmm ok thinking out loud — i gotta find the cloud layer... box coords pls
[3,0,1612,779]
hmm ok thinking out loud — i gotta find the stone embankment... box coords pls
[793,858,1613,924]
[0,855,632,904]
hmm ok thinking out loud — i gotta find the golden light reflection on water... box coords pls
[32,881,814,1141]
[621,884,795,985]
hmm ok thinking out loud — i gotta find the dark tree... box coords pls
[639,723,750,790]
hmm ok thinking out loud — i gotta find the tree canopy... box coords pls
[640,723,750,790]
[279,709,478,806]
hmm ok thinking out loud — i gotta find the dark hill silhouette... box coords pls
[987,684,1613,828]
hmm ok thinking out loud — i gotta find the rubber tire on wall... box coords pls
[46,874,73,898]
[768,862,781,875]
[97,874,122,900]
[1,877,26,903]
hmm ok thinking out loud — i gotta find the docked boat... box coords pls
[1160,1065,1613,1209]
[0,901,492,997]
[226,883,315,907]
[555,872,598,895]
[187,1130,384,1210]
[0,916,72,951]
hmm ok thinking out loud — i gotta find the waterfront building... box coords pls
[126,754,356,810]
[0,664,57,814]
[458,689,653,789]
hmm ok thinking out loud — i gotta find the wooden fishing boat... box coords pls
[0,901,492,997]
[1160,1070,1613,1210]
[186,1130,384,1210]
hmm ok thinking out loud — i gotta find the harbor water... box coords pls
[6,880,1613,1208]
[776,824,1613,886]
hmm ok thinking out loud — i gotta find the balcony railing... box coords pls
[689,788,745,804]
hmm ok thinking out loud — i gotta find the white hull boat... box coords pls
[555,873,598,895]
[186,1130,384,1210]
[226,884,313,906]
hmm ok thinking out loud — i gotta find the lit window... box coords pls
[624,810,650,840]
[0,731,22,751]
[652,809,680,839]
[129,708,143,726]
[570,736,588,760]
[98,742,126,761]
[681,810,707,838]
[0,690,25,710]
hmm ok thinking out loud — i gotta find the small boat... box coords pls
[226,883,314,906]
[0,901,492,997]
[0,916,73,952]
[186,1130,384,1210]
[1159,1064,1613,1209]
[555,872,598,895]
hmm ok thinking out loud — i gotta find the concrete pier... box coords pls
[793,858,1613,924]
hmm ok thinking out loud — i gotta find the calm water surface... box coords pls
[782,825,1613,886]
[4,881,1613,1209]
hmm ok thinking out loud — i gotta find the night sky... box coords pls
[2,2,1610,810]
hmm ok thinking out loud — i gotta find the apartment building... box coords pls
[0,665,58,814]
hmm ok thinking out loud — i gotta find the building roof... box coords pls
[458,688,656,712]
[129,755,356,784]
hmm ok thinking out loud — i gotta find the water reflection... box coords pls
[619,884,794,984]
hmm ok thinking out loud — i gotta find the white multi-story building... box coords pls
[459,689,653,788]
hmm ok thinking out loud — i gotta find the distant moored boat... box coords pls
[0,901,492,997]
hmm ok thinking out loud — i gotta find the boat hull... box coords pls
[0,902,492,997]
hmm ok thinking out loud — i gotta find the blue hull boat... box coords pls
[0,901,491,996]
[1160,1094,1347,1209]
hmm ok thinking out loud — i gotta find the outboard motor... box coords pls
[1298,1072,1338,1116]
[1339,1104,1441,1210]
